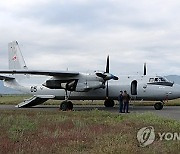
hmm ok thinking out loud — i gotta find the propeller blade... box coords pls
[105,56,109,98]
[106,55,109,73]
[144,63,147,75]
[106,81,109,98]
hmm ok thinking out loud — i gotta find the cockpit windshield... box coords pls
[149,77,168,83]
[159,77,166,82]
[148,76,173,86]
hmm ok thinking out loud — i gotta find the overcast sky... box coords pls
[1,0,180,76]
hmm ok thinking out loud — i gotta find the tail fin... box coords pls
[8,41,28,70]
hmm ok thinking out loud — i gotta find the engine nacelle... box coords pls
[43,79,78,91]
[96,72,119,81]
[75,81,105,92]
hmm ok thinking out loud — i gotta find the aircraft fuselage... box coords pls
[4,74,180,102]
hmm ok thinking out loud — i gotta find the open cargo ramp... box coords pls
[15,95,55,108]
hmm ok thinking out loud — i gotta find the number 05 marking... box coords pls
[30,86,37,93]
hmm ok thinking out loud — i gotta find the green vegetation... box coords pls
[0,95,32,105]
[0,110,180,153]
[1,95,180,106]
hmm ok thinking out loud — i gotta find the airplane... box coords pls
[0,41,180,111]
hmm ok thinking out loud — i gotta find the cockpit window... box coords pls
[148,76,173,86]
[149,78,154,82]
[159,77,166,82]
[154,78,158,82]
[149,77,167,83]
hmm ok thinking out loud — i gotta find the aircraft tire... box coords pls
[67,101,73,110]
[154,102,163,110]
[60,101,73,111]
[60,101,68,111]
[104,99,115,107]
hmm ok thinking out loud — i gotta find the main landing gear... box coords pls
[60,101,73,111]
[104,99,115,107]
[59,90,73,111]
[154,101,164,110]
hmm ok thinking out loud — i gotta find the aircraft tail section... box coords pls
[8,41,28,70]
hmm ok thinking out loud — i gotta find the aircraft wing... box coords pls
[0,75,15,80]
[0,70,79,77]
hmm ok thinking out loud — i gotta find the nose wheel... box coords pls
[154,102,164,110]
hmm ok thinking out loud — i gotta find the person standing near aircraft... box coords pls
[123,91,130,113]
[118,91,124,113]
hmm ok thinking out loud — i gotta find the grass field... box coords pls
[0,95,180,153]
[1,95,180,106]
[0,110,180,154]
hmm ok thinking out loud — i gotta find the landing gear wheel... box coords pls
[67,101,73,110]
[104,99,115,107]
[154,102,163,110]
[60,101,68,111]
[60,101,73,111]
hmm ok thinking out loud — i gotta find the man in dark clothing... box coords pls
[118,91,124,113]
[123,90,130,113]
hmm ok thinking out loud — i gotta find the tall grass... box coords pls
[0,110,180,153]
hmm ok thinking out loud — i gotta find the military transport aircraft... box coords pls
[0,41,180,111]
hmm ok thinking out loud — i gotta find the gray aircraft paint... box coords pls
[1,41,180,109]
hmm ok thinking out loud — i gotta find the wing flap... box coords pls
[0,70,79,77]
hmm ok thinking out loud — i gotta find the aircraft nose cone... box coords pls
[170,84,180,99]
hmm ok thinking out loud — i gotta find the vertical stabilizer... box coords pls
[8,41,28,70]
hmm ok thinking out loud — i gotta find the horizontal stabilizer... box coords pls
[15,95,55,108]
[0,70,79,77]
[0,75,15,80]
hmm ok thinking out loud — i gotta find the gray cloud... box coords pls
[0,0,180,76]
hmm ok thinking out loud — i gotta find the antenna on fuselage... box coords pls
[143,63,147,75]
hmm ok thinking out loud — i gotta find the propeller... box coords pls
[106,55,110,99]
[96,55,119,98]
[144,63,147,75]
[106,55,109,73]
[106,78,109,98]
[96,56,118,81]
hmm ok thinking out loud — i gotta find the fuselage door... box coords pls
[131,80,137,95]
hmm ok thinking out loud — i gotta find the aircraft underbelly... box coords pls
[29,85,120,100]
